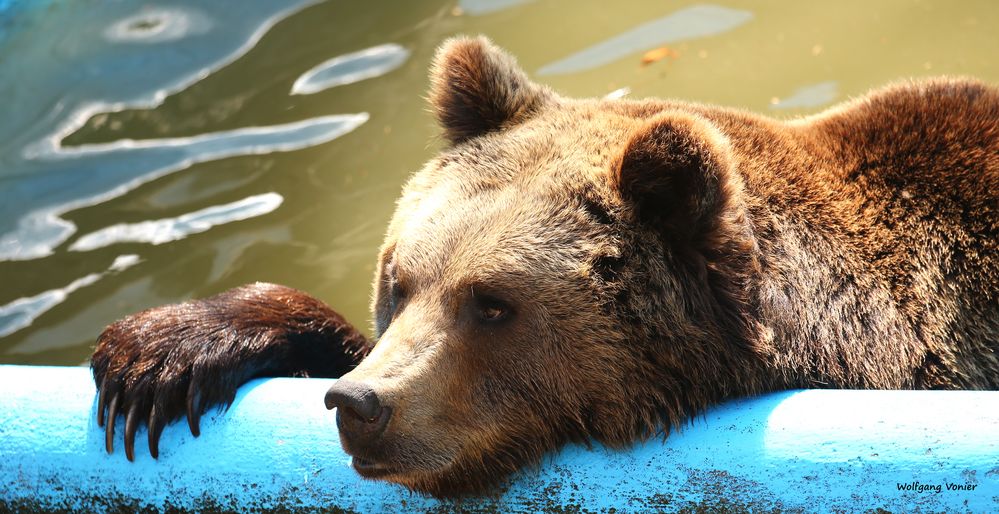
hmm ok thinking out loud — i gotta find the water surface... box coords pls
[1,0,998,364]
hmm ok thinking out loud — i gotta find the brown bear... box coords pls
[91,36,999,497]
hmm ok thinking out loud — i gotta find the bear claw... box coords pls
[147,405,163,459]
[186,386,201,438]
[124,403,142,461]
[104,393,119,454]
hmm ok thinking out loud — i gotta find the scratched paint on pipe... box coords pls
[0,365,996,512]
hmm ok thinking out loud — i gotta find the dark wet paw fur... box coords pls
[90,282,370,461]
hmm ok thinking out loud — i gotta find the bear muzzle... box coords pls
[324,379,394,470]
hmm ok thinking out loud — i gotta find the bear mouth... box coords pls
[351,456,402,478]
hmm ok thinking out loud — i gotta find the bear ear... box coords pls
[611,113,739,239]
[429,36,553,145]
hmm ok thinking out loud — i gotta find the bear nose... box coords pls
[324,380,391,443]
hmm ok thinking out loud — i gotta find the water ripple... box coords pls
[70,193,284,252]
[0,113,368,262]
[458,0,534,16]
[0,255,140,339]
[0,0,333,263]
[770,81,838,110]
[537,5,752,76]
[291,43,410,95]
[103,6,212,44]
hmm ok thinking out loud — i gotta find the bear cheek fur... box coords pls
[406,301,620,496]
[587,112,774,439]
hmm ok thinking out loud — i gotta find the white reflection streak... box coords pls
[291,43,410,95]
[537,5,753,75]
[49,114,370,158]
[70,193,283,252]
[0,255,141,338]
[770,81,838,110]
[603,87,631,100]
[458,0,534,16]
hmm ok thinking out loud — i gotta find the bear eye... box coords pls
[472,292,512,323]
[376,259,406,337]
[382,259,406,322]
[388,267,406,307]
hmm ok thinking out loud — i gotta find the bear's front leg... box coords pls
[90,282,371,461]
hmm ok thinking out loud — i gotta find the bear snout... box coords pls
[325,380,392,448]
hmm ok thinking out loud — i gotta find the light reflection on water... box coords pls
[458,0,534,16]
[69,193,284,252]
[537,5,752,76]
[770,81,839,110]
[1,115,368,261]
[1,1,320,165]
[292,44,411,95]
[1,0,310,261]
[0,255,140,339]
[0,0,390,361]
[102,6,212,44]
[1,0,998,364]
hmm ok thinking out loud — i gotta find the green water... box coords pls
[1,0,998,365]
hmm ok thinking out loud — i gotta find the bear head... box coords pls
[331,36,766,497]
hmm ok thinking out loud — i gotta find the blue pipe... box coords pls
[0,365,996,512]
